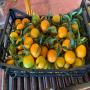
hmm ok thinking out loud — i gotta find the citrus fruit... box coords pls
[64,51,76,64]
[76,45,86,58]
[16,23,24,30]
[18,51,23,55]
[15,19,22,26]
[6,59,15,65]
[47,49,57,63]
[40,20,50,32]
[58,26,68,38]
[24,37,33,49]
[40,46,48,58]
[64,63,70,69]
[36,56,46,69]
[73,58,83,67]
[30,43,41,58]
[30,28,40,38]
[55,57,65,68]
[62,39,70,51]
[23,55,34,68]
[71,23,79,33]
[17,45,23,50]
[22,18,30,25]
[52,15,60,23]
[32,15,40,25]
[10,32,18,40]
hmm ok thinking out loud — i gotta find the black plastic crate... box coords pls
[0,1,90,78]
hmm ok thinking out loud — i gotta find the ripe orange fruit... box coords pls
[62,39,70,51]
[76,45,86,58]
[30,28,40,38]
[10,32,18,40]
[22,18,30,25]
[24,37,33,49]
[30,43,41,58]
[15,19,22,26]
[64,63,70,69]
[71,23,78,33]
[52,15,60,23]
[18,51,23,55]
[23,55,34,68]
[64,51,76,64]
[16,23,24,30]
[6,59,14,65]
[17,45,23,50]
[73,58,83,67]
[40,46,48,58]
[40,20,50,32]
[55,57,65,68]
[47,49,57,63]
[36,56,46,69]
[58,26,68,38]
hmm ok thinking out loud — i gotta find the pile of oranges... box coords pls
[6,14,87,70]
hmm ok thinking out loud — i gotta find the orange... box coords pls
[16,23,24,30]
[58,26,68,38]
[17,45,23,50]
[73,58,83,67]
[40,46,48,58]
[47,49,57,63]
[22,18,30,25]
[18,51,23,55]
[40,20,50,32]
[62,39,70,51]
[23,55,34,68]
[64,63,70,69]
[30,28,40,38]
[52,15,60,23]
[36,56,46,69]
[30,43,41,58]
[10,32,18,40]
[71,23,78,33]
[64,51,76,64]
[6,59,14,65]
[15,19,22,26]
[24,37,33,49]
[55,57,65,68]
[76,45,86,58]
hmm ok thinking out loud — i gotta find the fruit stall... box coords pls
[0,0,90,90]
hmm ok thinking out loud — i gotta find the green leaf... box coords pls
[23,26,30,35]
[44,36,58,46]
[70,39,76,48]
[63,15,71,22]
[71,11,77,17]
[47,26,57,34]
[37,34,45,45]
[8,43,16,56]
[77,8,82,15]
